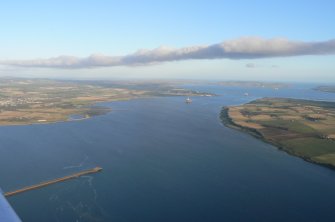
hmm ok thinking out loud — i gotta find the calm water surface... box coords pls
[0,84,335,222]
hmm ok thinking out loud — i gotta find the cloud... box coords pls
[1,37,335,69]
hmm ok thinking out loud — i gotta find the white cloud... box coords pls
[1,37,335,69]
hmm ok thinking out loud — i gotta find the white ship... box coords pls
[185,97,192,103]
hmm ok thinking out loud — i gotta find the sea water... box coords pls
[0,84,335,222]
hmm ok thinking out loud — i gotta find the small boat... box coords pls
[244,92,249,96]
[185,97,192,103]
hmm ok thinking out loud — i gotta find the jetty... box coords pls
[4,167,102,197]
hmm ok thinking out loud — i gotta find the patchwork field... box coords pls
[221,98,335,168]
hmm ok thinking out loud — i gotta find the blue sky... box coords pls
[0,0,334,82]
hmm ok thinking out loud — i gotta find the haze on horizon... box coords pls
[0,0,334,83]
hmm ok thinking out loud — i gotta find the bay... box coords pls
[1,84,335,221]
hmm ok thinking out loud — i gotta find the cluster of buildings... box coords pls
[0,97,40,108]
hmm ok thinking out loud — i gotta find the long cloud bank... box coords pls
[1,37,335,68]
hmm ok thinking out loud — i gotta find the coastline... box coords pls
[0,78,217,127]
[220,106,335,171]
[0,92,214,127]
[0,98,125,127]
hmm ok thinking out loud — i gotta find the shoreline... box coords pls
[0,93,213,127]
[0,96,141,127]
[0,78,217,127]
[220,106,335,171]
[0,102,115,127]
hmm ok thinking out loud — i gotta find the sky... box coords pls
[0,0,334,82]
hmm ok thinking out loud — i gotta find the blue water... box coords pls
[0,84,335,221]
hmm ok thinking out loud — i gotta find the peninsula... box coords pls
[221,98,335,168]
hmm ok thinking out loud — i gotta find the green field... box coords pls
[221,98,335,168]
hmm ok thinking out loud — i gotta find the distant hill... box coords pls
[216,81,290,89]
[315,86,335,93]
